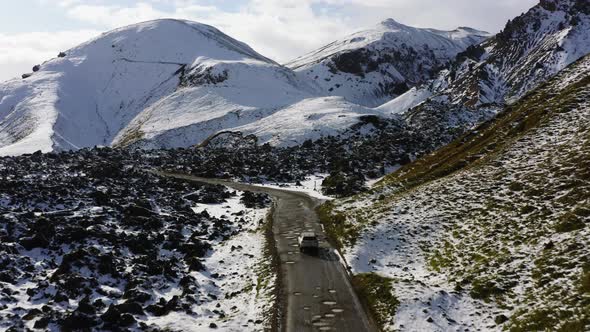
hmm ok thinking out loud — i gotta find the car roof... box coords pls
[301,232,317,237]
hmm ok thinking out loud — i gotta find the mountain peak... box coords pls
[0,18,298,155]
[379,18,410,29]
[286,18,488,107]
[88,18,275,65]
[455,26,489,34]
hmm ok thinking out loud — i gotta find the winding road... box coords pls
[156,172,376,332]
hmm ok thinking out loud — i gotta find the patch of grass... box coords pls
[509,308,590,332]
[574,206,590,217]
[508,308,560,332]
[114,127,145,147]
[554,212,586,233]
[428,240,454,272]
[253,205,280,330]
[469,277,508,300]
[352,273,399,328]
[316,202,362,251]
[581,270,590,294]
[520,205,537,214]
[509,181,524,191]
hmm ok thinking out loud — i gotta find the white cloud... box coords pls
[66,2,168,28]
[0,30,100,81]
[55,0,541,61]
[49,0,356,63]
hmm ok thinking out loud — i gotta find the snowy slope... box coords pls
[376,87,433,115]
[383,0,590,115]
[112,59,316,149]
[322,53,590,331]
[286,19,489,107]
[232,97,382,146]
[0,19,317,156]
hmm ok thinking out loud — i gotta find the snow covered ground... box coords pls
[255,173,334,201]
[151,191,273,331]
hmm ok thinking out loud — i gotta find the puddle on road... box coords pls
[312,315,323,320]
[312,321,330,327]
[331,308,344,313]
[293,292,302,296]
[322,301,337,306]
[324,313,336,318]
[319,327,332,331]
[303,306,310,311]
[312,294,319,298]
[285,261,296,265]
[328,289,336,294]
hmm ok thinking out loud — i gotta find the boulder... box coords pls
[124,205,154,218]
[116,301,144,315]
[123,288,151,304]
[60,312,98,331]
[19,233,50,250]
[33,316,50,329]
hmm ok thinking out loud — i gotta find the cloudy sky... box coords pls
[0,0,538,81]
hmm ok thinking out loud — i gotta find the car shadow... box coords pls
[300,247,340,261]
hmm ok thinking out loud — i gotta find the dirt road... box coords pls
[157,172,376,332]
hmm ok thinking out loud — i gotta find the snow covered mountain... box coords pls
[0,18,392,155]
[286,19,489,107]
[381,0,590,114]
[0,19,287,155]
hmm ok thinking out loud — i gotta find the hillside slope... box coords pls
[320,54,590,331]
[380,0,590,113]
[287,19,489,107]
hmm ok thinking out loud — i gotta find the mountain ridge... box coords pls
[381,0,590,114]
[286,18,490,107]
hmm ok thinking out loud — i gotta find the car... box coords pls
[298,232,319,255]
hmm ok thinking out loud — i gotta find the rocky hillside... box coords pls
[319,53,590,331]
[287,19,489,107]
[381,0,590,112]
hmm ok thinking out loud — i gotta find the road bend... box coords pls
[155,171,376,332]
